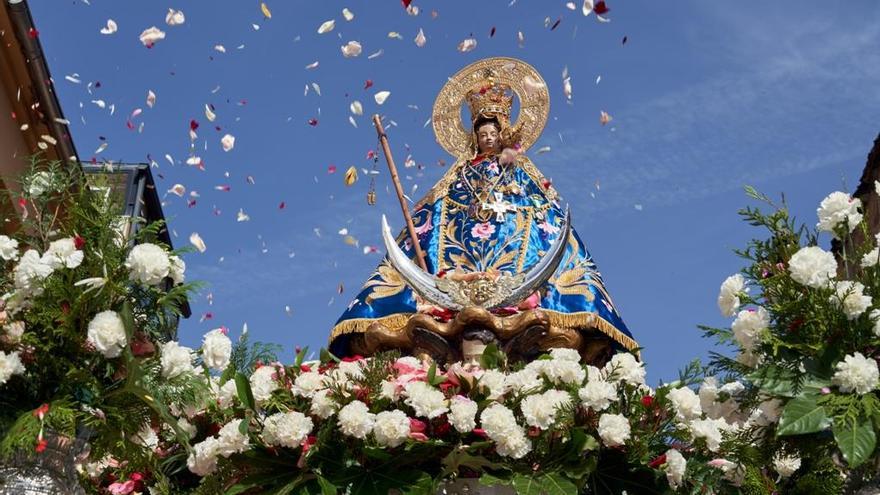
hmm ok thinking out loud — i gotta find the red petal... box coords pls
[28,27,39,39]
[594,1,610,14]
[189,119,199,131]
[308,118,318,126]
[279,201,286,209]
[364,79,374,89]
[401,0,412,7]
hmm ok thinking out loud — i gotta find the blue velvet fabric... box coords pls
[330,155,635,355]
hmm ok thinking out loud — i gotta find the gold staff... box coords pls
[371,114,429,272]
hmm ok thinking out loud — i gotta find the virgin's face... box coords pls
[476,123,501,154]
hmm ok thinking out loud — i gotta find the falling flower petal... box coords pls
[260,2,272,19]
[341,40,362,58]
[100,19,117,35]
[221,134,235,152]
[305,61,319,70]
[214,44,226,53]
[582,0,594,16]
[517,31,525,47]
[139,26,166,47]
[146,90,156,108]
[414,28,426,47]
[388,32,403,40]
[599,110,612,125]
[189,232,206,252]
[374,91,391,105]
[367,49,383,59]
[457,38,477,53]
[536,146,551,154]
[205,104,216,122]
[350,101,363,115]
[344,166,358,186]
[168,184,186,197]
[317,19,335,34]
[237,209,250,222]
[165,9,185,26]
[342,8,354,21]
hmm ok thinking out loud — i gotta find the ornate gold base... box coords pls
[346,306,616,366]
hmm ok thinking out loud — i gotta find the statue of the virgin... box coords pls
[329,58,637,365]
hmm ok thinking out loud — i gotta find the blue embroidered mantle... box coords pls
[330,154,636,355]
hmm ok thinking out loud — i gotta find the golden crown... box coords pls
[466,81,514,125]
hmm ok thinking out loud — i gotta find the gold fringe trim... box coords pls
[329,310,639,352]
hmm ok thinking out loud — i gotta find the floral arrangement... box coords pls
[2,158,879,495]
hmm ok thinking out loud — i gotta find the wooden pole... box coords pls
[372,114,429,272]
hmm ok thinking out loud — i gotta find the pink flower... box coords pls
[108,481,137,494]
[415,213,433,235]
[470,222,496,240]
[409,418,429,441]
[485,161,499,173]
[538,220,560,235]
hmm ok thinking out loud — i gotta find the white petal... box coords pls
[221,134,235,152]
[165,9,186,26]
[457,38,477,53]
[374,91,391,105]
[146,90,157,108]
[139,26,166,46]
[100,19,118,35]
[317,19,335,34]
[205,104,216,122]
[414,28,426,47]
[341,40,362,58]
[189,232,207,253]
[342,8,354,21]
[350,101,363,115]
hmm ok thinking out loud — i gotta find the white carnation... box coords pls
[404,381,448,419]
[578,379,617,411]
[832,352,879,395]
[337,400,375,439]
[549,348,581,362]
[292,371,326,398]
[187,437,220,476]
[169,254,186,285]
[664,448,687,490]
[480,404,531,459]
[717,274,746,317]
[667,386,702,422]
[13,249,54,293]
[261,411,313,449]
[689,417,732,452]
[861,248,880,268]
[731,307,770,352]
[41,238,83,269]
[176,418,197,439]
[379,379,401,401]
[310,389,337,419]
[86,310,127,358]
[215,379,238,409]
[504,367,542,395]
[27,171,54,197]
[2,321,25,345]
[125,243,171,285]
[772,454,801,478]
[830,281,872,320]
[449,396,478,433]
[201,328,232,371]
[477,369,507,399]
[0,350,25,385]
[540,359,586,385]
[250,365,280,404]
[160,341,195,379]
[871,309,880,337]
[216,419,250,457]
[604,353,646,385]
[788,246,837,289]
[520,389,571,430]
[373,410,411,448]
[817,191,862,237]
[0,235,19,261]
[597,413,631,447]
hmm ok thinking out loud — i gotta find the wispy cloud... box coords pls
[540,9,880,215]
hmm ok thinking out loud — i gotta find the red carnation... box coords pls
[641,395,655,408]
[648,453,667,469]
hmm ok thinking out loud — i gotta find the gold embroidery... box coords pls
[517,155,559,202]
[516,208,534,273]
[363,259,407,303]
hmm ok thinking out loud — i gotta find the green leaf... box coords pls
[295,346,309,368]
[320,348,340,364]
[478,473,512,487]
[315,475,337,495]
[235,372,256,411]
[426,362,446,386]
[833,417,877,468]
[480,343,501,369]
[512,474,542,495]
[777,395,831,436]
[441,447,504,477]
[512,474,576,495]
[120,300,135,341]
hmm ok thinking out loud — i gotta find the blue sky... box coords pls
[29,0,880,382]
